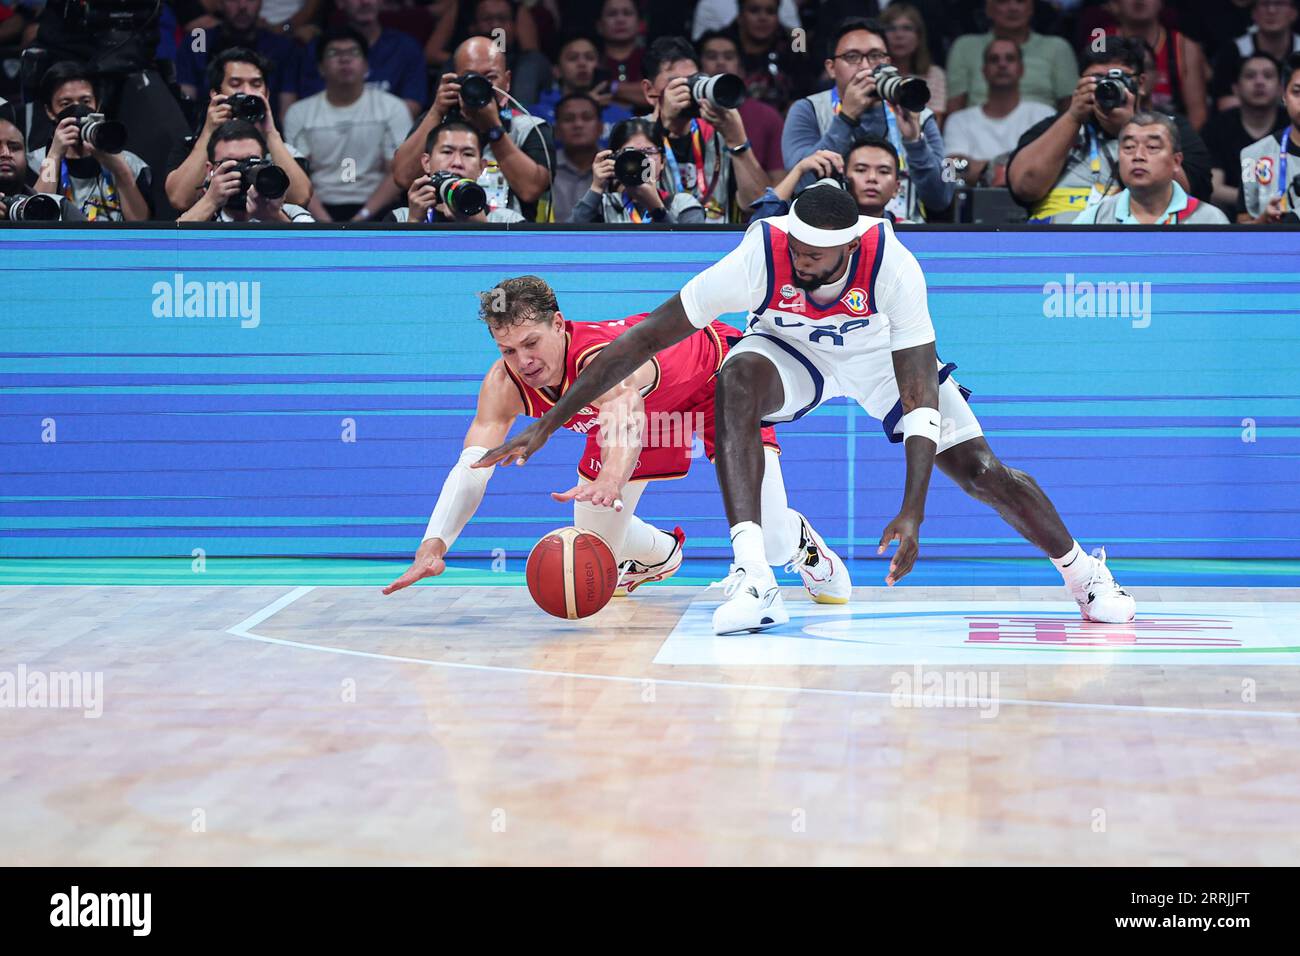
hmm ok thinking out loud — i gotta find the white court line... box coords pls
[223,586,1300,721]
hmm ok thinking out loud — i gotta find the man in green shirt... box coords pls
[945,0,1077,113]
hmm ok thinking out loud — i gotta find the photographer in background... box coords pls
[166,48,312,213]
[1006,36,1212,223]
[642,35,766,224]
[174,0,303,120]
[388,119,522,223]
[1239,51,1300,223]
[177,119,313,221]
[392,36,554,221]
[781,17,951,222]
[0,109,85,221]
[749,138,911,224]
[30,62,151,221]
[567,117,704,223]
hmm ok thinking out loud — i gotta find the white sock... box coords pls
[620,516,675,566]
[1051,540,1093,590]
[730,521,772,579]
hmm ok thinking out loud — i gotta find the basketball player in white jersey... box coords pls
[477,184,1136,634]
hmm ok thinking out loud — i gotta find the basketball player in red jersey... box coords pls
[383,275,849,602]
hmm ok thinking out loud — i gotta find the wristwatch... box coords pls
[728,139,752,156]
[486,126,505,144]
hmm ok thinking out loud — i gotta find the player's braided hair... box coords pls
[478,275,560,330]
[791,183,859,230]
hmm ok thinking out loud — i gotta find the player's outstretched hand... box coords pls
[382,538,447,594]
[474,420,553,468]
[877,511,921,586]
[551,480,624,511]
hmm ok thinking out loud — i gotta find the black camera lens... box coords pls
[1094,75,1129,113]
[686,72,746,113]
[871,65,930,113]
[80,115,127,154]
[229,158,289,202]
[430,171,486,217]
[613,148,652,189]
[457,72,495,110]
[227,93,267,124]
[3,193,63,221]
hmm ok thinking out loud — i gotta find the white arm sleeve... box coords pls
[878,232,937,352]
[678,223,769,328]
[423,446,495,550]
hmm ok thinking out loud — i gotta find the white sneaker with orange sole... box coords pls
[786,514,852,604]
[613,526,686,596]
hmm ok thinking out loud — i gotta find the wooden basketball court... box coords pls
[3,580,1297,866]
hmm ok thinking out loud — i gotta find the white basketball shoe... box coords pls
[786,514,852,604]
[614,526,686,596]
[712,565,788,635]
[1070,548,1137,623]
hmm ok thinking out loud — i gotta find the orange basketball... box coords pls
[525,527,618,619]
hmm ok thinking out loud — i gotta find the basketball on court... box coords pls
[526,527,618,619]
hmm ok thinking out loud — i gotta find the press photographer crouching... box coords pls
[388,120,524,223]
[165,48,313,214]
[30,62,151,221]
[567,117,704,223]
[0,110,85,222]
[177,120,313,222]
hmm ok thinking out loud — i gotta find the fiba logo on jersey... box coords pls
[841,288,869,314]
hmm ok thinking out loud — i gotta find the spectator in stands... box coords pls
[697,29,785,185]
[751,138,911,223]
[167,48,313,213]
[530,33,633,147]
[1006,36,1212,222]
[389,119,524,223]
[463,0,552,110]
[258,0,323,44]
[880,3,946,123]
[944,38,1055,187]
[724,0,805,115]
[1213,0,1300,111]
[1074,112,1227,223]
[174,0,303,119]
[597,0,650,110]
[177,119,315,221]
[1239,51,1300,221]
[782,17,952,222]
[1110,0,1208,129]
[547,93,601,221]
[1204,52,1288,210]
[946,0,1077,114]
[30,62,151,221]
[567,117,704,222]
[643,35,767,223]
[283,27,409,221]
[393,37,555,220]
[298,0,426,116]
[693,0,800,40]
[0,111,86,221]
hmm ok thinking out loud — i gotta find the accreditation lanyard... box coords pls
[1280,125,1292,208]
[661,119,716,201]
[62,158,118,220]
[1085,125,1107,207]
[621,195,644,223]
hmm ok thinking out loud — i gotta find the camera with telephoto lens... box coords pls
[429,170,486,217]
[456,72,495,110]
[223,157,289,210]
[226,92,266,124]
[1094,68,1138,113]
[3,193,64,221]
[57,104,128,153]
[613,147,654,189]
[871,64,929,112]
[681,72,745,117]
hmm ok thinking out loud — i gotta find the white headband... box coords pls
[787,199,860,247]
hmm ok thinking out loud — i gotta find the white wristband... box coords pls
[423,446,494,550]
[900,407,941,446]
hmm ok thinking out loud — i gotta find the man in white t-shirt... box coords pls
[478,183,1137,635]
[944,37,1054,187]
[282,26,410,221]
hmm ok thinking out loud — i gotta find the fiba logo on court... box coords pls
[841,287,869,314]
